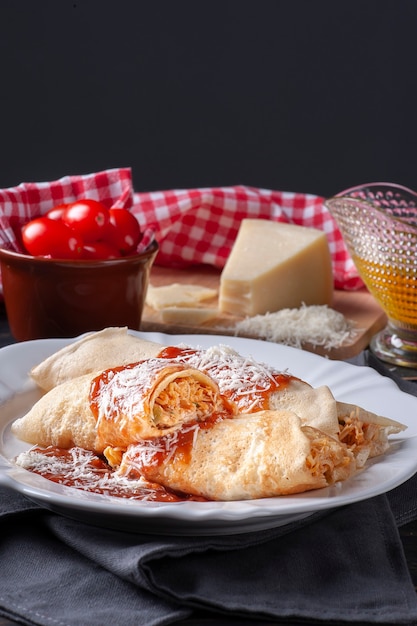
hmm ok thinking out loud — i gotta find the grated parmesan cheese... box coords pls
[92,359,186,428]
[146,283,217,310]
[232,304,357,350]
[15,447,158,500]
[90,346,288,430]
[121,422,202,472]
[171,345,287,412]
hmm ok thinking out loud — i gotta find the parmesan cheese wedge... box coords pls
[146,283,217,310]
[160,307,219,325]
[219,219,333,316]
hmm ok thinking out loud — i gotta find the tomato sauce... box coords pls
[89,360,145,422]
[121,413,223,479]
[24,445,206,502]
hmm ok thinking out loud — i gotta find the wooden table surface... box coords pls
[0,300,416,626]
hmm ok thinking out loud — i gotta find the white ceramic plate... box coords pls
[0,332,416,536]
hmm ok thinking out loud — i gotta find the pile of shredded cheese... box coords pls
[233,304,358,350]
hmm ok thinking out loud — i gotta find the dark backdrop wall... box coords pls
[0,0,416,198]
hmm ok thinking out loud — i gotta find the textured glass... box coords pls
[325,183,417,367]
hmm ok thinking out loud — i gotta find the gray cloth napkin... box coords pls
[1,352,417,626]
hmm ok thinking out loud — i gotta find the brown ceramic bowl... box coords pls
[0,241,158,341]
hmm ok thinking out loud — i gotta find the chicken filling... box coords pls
[152,376,230,428]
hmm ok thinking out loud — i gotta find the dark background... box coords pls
[0,0,416,198]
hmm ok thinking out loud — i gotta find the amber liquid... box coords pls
[353,255,417,326]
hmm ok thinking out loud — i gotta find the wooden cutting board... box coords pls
[140,265,387,360]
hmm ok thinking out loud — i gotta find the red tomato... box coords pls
[46,204,70,221]
[22,217,83,259]
[108,207,142,254]
[81,242,121,260]
[62,199,110,243]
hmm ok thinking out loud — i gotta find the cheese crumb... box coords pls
[146,283,217,310]
[233,304,357,349]
[160,307,218,325]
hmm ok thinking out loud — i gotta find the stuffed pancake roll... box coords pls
[158,345,341,438]
[30,327,164,391]
[118,409,356,500]
[90,360,235,457]
[157,346,406,460]
[12,359,233,459]
[11,374,97,451]
[336,401,406,467]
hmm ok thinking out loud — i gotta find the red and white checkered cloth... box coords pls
[132,185,363,290]
[0,168,134,251]
[0,168,364,296]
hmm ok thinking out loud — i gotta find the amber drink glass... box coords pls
[325,183,417,367]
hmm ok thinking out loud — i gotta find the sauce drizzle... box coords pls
[16,446,206,502]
